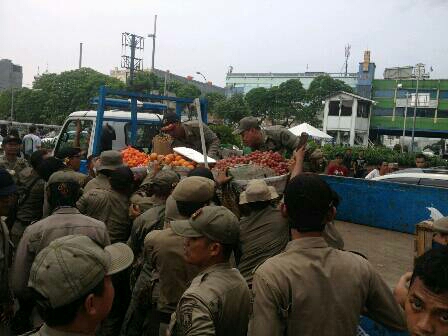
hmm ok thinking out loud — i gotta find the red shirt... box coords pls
[327,164,349,176]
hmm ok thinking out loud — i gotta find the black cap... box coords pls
[162,111,180,126]
[3,135,22,145]
[284,173,333,232]
[55,147,82,160]
[0,169,17,196]
[187,167,214,181]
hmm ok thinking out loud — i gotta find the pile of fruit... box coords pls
[121,146,196,169]
[215,150,290,176]
[121,147,151,168]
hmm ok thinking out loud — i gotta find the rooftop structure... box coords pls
[0,59,22,91]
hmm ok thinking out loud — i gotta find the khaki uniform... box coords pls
[0,218,12,311]
[168,262,250,336]
[0,156,29,182]
[171,121,221,159]
[248,237,407,336]
[77,188,131,243]
[238,206,289,286]
[11,168,45,245]
[128,201,166,285]
[12,207,110,300]
[258,126,299,155]
[25,324,86,336]
[121,227,199,336]
[83,173,111,192]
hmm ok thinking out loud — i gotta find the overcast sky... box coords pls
[1,0,447,87]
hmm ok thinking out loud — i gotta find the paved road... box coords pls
[335,220,414,288]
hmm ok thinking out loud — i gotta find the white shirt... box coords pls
[365,168,380,180]
[22,133,41,153]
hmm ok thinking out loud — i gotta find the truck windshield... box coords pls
[55,119,93,160]
[124,123,160,153]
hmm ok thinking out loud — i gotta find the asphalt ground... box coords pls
[335,220,415,288]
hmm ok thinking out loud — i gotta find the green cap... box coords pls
[150,169,180,188]
[433,217,448,234]
[97,150,124,171]
[233,116,260,135]
[28,235,134,309]
[48,170,81,185]
[171,205,239,244]
[172,176,215,202]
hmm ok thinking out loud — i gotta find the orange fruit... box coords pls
[157,155,164,161]
[175,155,183,161]
[150,153,158,160]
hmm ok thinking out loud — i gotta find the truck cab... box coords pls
[54,110,163,172]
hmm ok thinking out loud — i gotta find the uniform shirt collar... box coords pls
[200,262,231,275]
[52,206,80,215]
[38,324,89,336]
[285,236,329,250]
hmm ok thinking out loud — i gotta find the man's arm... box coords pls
[11,229,35,300]
[203,125,221,159]
[248,272,285,336]
[365,264,407,331]
[279,129,300,152]
[174,296,215,336]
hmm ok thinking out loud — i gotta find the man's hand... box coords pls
[394,272,412,307]
[215,168,232,186]
[290,146,306,178]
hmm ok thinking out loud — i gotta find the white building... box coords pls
[322,91,375,146]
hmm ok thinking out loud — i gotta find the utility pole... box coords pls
[344,44,351,77]
[411,63,426,153]
[10,88,14,121]
[121,33,144,86]
[79,43,83,69]
[402,92,409,153]
[151,15,157,70]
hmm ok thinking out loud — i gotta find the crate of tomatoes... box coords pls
[214,151,291,218]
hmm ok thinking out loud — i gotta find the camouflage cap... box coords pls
[172,176,215,202]
[433,217,448,234]
[239,179,278,205]
[150,169,180,188]
[47,170,81,185]
[233,116,260,135]
[171,205,239,244]
[97,150,124,171]
[28,235,134,309]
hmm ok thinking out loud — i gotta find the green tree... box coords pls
[204,92,226,117]
[214,94,250,125]
[128,71,163,93]
[245,87,270,119]
[276,79,306,126]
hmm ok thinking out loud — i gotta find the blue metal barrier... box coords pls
[321,176,448,234]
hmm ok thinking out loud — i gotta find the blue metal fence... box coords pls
[321,176,448,234]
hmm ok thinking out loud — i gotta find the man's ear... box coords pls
[326,206,337,223]
[208,241,221,257]
[280,202,288,218]
[84,293,97,316]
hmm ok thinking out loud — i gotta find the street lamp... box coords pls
[196,71,207,82]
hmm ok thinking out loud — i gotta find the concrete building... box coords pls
[370,76,448,141]
[0,59,22,91]
[110,67,226,95]
[322,91,375,146]
[226,71,358,95]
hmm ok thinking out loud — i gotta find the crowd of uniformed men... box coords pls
[0,116,447,336]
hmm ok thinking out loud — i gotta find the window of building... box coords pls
[341,101,353,116]
[372,108,393,116]
[415,108,435,118]
[437,110,448,118]
[373,90,394,98]
[329,101,340,116]
[357,102,369,118]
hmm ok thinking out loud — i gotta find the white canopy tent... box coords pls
[289,123,333,140]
